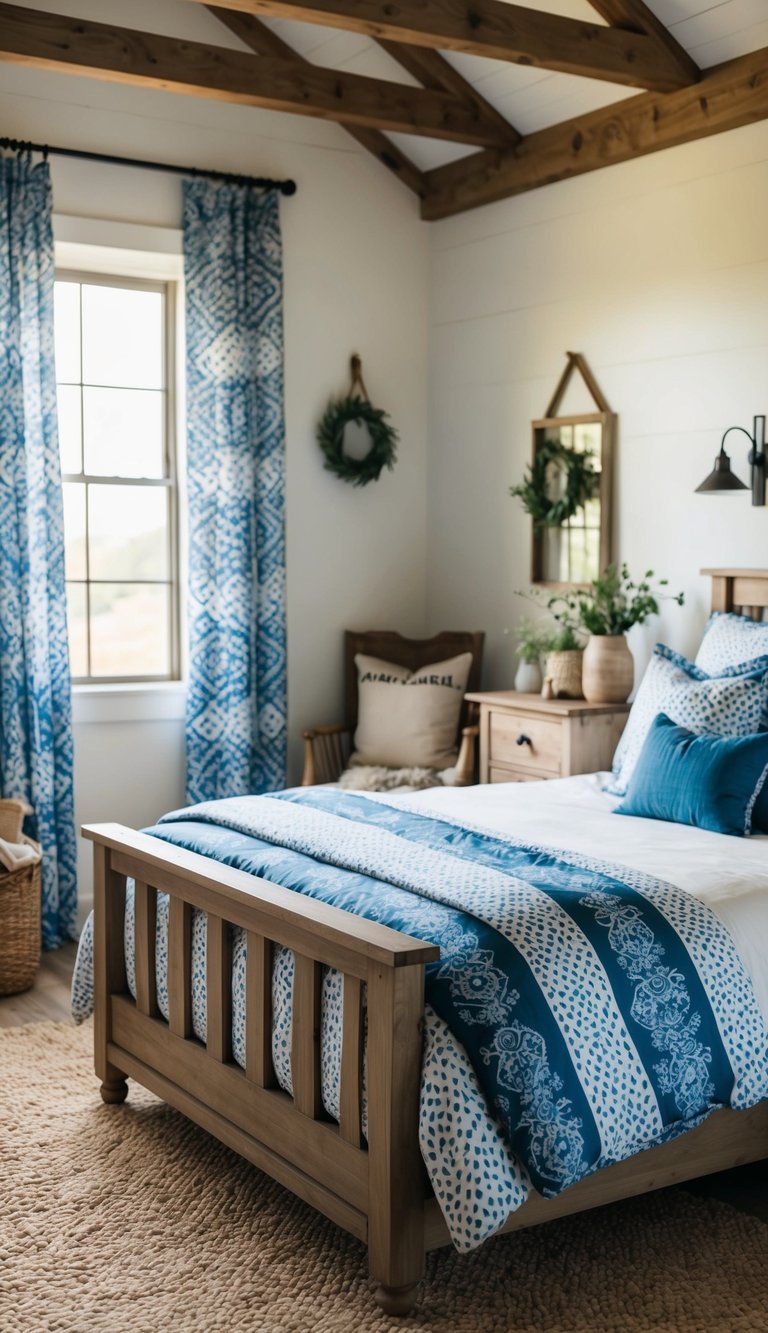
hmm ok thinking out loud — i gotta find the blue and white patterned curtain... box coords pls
[183,181,287,803]
[0,157,77,948]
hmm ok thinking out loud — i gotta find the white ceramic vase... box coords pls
[582,634,634,703]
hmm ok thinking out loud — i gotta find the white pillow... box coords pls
[607,646,768,796]
[696,611,768,675]
[351,652,473,770]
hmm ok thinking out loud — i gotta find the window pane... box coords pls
[57,385,82,474]
[54,282,81,382]
[574,424,601,462]
[89,583,170,677]
[83,387,164,478]
[62,485,87,580]
[88,485,169,581]
[66,583,88,678]
[583,497,601,527]
[81,285,163,389]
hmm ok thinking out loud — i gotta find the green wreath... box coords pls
[509,438,598,529]
[317,355,398,487]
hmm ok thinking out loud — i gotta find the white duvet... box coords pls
[72,772,768,1252]
[381,773,768,1022]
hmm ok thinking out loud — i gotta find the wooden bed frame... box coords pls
[85,568,768,1316]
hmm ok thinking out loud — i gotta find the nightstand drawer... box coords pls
[489,711,562,775]
[489,766,549,784]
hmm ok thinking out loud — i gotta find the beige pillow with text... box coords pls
[351,651,473,770]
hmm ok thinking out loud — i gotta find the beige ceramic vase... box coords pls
[582,634,634,703]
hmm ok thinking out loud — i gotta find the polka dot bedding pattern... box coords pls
[607,646,768,796]
[70,788,768,1254]
[71,893,523,1253]
[695,611,768,677]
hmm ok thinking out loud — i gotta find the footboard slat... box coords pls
[85,822,442,1314]
[92,842,127,1099]
[245,932,274,1088]
[168,897,192,1039]
[340,973,363,1148]
[206,915,232,1063]
[134,880,158,1018]
[292,954,322,1118]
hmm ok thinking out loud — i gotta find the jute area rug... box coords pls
[2,1023,767,1333]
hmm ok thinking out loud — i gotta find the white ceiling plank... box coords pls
[385,132,477,170]
[332,44,422,84]
[688,20,768,67]
[494,76,635,134]
[440,50,556,95]
[670,0,768,46]
[643,2,725,25]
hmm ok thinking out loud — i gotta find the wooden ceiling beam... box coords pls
[205,5,426,196]
[209,5,517,150]
[421,45,768,220]
[0,3,511,147]
[180,0,691,92]
[588,0,699,87]
[376,42,522,148]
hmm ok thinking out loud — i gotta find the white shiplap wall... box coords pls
[426,118,768,690]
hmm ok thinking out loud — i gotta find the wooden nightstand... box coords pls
[465,691,630,784]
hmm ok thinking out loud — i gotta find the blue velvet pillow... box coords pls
[614,713,768,836]
[753,780,768,834]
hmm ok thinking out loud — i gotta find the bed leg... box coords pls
[373,1283,420,1317]
[367,965,426,1316]
[99,1077,129,1105]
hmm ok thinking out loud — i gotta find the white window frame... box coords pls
[54,217,187,725]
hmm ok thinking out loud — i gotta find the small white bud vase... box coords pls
[514,659,543,694]
[582,634,634,703]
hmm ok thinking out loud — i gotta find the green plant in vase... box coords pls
[552,564,685,702]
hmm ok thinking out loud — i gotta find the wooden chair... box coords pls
[301,630,485,788]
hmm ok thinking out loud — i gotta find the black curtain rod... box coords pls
[0,137,297,196]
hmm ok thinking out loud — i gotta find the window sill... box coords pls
[72,682,187,726]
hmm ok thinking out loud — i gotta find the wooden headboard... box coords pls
[702,568,768,619]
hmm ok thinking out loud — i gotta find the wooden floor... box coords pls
[0,942,77,1028]
[2,945,767,1226]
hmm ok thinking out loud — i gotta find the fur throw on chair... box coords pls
[339,765,448,792]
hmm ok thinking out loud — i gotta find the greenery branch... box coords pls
[519,563,684,640]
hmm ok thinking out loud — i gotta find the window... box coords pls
[54,273,179,683]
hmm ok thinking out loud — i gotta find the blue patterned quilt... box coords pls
[73,789,768,1250]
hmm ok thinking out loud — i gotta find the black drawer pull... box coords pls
[516,734,532,748]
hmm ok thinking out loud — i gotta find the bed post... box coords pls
[366,962,427,1316]
[92,840,129,1104]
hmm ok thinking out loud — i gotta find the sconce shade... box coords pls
[695,447,748,494]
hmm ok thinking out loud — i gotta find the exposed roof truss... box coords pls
[1,0,766,220]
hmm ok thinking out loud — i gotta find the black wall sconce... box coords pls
[696,415,766,506]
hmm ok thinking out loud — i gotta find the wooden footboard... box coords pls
[84,821,768,1317]
[84,823,439,1316]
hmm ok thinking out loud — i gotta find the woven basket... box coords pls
[0,837,42,995]
[545,649,584,700]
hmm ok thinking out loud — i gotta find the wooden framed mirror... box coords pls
[530,353,615,588]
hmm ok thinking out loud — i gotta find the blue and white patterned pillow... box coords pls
[608,646,768,797]
[696,611,768,676]
[661,640,768,729]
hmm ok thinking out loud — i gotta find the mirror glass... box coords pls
[531,412,613,587]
